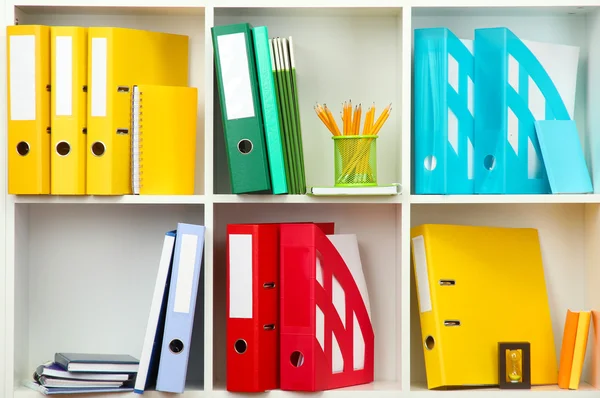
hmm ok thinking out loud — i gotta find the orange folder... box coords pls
[558,310,591,389]
[591,310,600,389]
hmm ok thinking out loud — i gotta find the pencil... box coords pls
[352,104,361,136]
[363,104,375,135]
[371,103,392,136]
[324,104,341,136]
[315,104,334,134]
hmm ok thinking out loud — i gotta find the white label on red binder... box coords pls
[217,33,255,120]
[91,38,107,117]
[229,234,252,318]
[412,235,432,313]
[173,234,198,313]
[9,35,35,121]
[55,36,73,116]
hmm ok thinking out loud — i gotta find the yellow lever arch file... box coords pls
[7,25,50,194]
[410,224,557,389]
[131,85,197,195]
[51,26,87,195]
[87,27,189,195]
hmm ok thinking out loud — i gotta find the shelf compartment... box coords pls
[12,195,207,205]
[410,194,600,204]
[213,194,403,204]
[212,203,403,390]
[212,381,403,397]
[9,3,207,195]
[9,203,206,390]
[410,6,599,196]
[410,381,598,396]
[409,203,600,392]
[212,7,403,195]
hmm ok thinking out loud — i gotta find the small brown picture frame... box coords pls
[498,342,531,389]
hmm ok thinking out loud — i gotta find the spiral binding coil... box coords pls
[132,86,143,194]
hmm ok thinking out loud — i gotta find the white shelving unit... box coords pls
[1,1,600,398]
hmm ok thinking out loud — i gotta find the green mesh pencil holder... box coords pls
[333,135,378,187]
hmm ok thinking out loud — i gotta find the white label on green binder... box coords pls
[56,36,73,116]
[229,234,252,318]
[412,236,432,313]
[173,234,198,314]
[217,33,255,120]
[9,35,35,121]
[91,38,107,117]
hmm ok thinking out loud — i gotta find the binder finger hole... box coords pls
[91,142,106,157]
[290,351,304,367]
[56,141,71,157]
[425,336,435,350]
[234,339,247,354]
[169,339,184,354]
[424,155,437,171]
[16,141,30,156]
[237,139,253,154]
[484,155,496,171]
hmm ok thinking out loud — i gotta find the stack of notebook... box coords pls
[24,353,139,395]
[212,23,306,195]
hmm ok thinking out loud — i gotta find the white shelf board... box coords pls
[11,195,206,204]
[212,382,402,397]
[410,194,600,204]
[11,0,204,9]
[14,386,205,398]
[411,382,598,396]
[408,0,600,8]
[213,194,403,204]
[213,0,400,8]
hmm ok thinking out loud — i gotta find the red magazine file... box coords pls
[226,224,279,392]
[226,222,335,392]
[279,223,374,391]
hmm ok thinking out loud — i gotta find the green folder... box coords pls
[211,23,271,194]
[252,26,288,195]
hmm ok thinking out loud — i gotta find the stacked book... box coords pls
[24,353,139,395]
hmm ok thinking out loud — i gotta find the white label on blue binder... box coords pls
[173,234,198,314]
[91,38,107,117]
[217,33,255,120]
[229,234,252,318]
[9,35,35,121]
[55,36,73,116]
[412,236,432,313]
